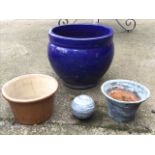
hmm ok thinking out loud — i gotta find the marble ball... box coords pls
[71,95,95,119]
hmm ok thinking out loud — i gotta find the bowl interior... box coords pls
[52,24,112,38]
[101,80,150,103]
[2,74,58,102]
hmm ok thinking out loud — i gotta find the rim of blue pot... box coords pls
[101,79,150,104]
[48,24,113,48]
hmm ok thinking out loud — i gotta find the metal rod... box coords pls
[58,19,137,32]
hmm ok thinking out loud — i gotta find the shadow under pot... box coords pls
[1,74,58,125]
[48,24,114,89]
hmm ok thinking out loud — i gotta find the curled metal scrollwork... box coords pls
[58,19,78,25]
[58,19,69,25]
[115,19,136,32]
[58,19,136,32]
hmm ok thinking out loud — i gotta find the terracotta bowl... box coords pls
[1,74,58,125]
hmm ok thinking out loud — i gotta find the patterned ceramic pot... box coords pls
[48,24,114,89]
[101,79,150,123]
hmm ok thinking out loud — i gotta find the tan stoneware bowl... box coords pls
[1,74,58,125]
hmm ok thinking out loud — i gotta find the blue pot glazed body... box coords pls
[107,99,140,123]
[48,24,114,89]
[101,79,150,123]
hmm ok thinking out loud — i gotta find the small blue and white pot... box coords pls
[101,79,150,123]
[48,24,114,89]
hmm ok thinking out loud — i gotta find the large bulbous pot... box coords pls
[48,24,114,89]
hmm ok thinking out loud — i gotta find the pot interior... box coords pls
[52,24,111,38]
[2,74,58,102]
[102,80,150,103]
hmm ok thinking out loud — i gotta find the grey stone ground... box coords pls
[0,20,155,135]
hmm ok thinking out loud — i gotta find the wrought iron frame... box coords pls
[58,19,136,32]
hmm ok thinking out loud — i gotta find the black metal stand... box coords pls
[58,19,136,32]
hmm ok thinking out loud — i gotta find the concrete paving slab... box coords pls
[0,20,155,134]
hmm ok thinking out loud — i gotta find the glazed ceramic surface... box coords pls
[2,74,58,125]
[101,79,150,122]
[48,24,114,89]
[71,95,95,119]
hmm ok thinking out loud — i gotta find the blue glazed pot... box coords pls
[48,24,114,89]
[101,79,150,123]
